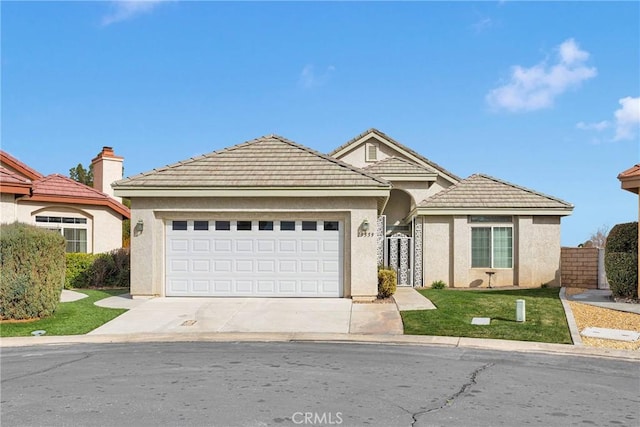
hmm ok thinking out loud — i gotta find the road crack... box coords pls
[411,362,494,426]
[1,353,93,383]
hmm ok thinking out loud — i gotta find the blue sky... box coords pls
[2,1,639,246]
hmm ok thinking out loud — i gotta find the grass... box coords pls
[401,287,572,344]
[0,289,128,337]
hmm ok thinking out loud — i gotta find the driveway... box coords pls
[88,296,403,335]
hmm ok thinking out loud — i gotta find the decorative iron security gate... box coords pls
[387,233,413,286]
[377,215,419,287]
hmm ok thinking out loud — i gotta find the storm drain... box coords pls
[180,320,197,327]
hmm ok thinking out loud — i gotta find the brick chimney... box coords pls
[92,147,123,202]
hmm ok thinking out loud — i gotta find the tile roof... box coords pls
[618,164,640,179]
[115,135,390,188]
[330,128,462,182]
[0,166,32,195]
[418,174,573,210]
[0,150,44,181]
[362,156,437,175]
[24,174,130,218]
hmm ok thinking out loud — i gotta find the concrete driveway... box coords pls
[88,296,403,335]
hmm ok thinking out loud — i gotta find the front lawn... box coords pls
[0,289,127,337]
[401,287,572,344]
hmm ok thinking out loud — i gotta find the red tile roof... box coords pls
[24,174,130,218]
[0,166,32,195]
[0,150,43,181]
[618,164,640,179]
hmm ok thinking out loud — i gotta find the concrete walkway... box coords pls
[564,289,640,315]
[60,289,88,302]
[393,287,436,310]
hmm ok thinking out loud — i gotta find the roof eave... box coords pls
[415,207,574,216]
[114,186,391,198]
[619,176,640,194]
[23,194,131,219]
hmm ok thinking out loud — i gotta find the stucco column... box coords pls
[129,199,159,297]
[451,215,468,288]
[350,207,379,302]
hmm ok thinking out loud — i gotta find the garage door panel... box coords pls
[236,240,253,252]
[192,239,211,252]
[214,239,232,252]
[214,260,232,272]
[166,220,342,297]
[235,259,253,272]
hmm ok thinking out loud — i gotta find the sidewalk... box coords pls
[564,289,640,315]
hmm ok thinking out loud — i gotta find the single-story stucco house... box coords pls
[0,147,130,253]
[114,129,573,301]
[617,164,640,295]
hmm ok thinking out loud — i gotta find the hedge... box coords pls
[378,268,397,298]
[605,222,638,299]
[0,223,66,320]
[65,248,130,289]
[65,253,97,289]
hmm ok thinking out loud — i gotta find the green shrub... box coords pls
[605,222,637,253]
[88,248,130,288]
[65,253,97,289]
[605,222,638,299]
[605,252,638,299]
[0,223,66,320]
[378,268,397,298]
[431,280,447,289]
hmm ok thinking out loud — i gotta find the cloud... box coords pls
[298,64,335,89]
[472,17,493,33]
[613,96,640,141]
[576,96,639,142]
[486,38,597,112]
[102,0,167,26]
[576,121,610,131]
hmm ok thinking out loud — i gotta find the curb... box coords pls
[2,332,638,361]
[559,287,583,346]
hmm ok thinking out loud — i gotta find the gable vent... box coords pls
[365,143,378,162]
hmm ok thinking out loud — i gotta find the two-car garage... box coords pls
[165,219,343,297]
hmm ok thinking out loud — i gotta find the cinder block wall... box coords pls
[560,247,599,288]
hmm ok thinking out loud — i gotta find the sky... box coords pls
[2,1,639,246]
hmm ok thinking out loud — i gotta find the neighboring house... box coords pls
[0,147,130,253]
[114,129,573,300]
[617,164,640,295]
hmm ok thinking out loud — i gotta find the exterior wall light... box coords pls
[359,219,372,237]
[134,219,144,236]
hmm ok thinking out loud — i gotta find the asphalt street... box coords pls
[1,342,638,426]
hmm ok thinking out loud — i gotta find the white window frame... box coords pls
[471,226,513,269]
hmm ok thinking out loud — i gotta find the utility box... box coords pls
[516,299,526,322]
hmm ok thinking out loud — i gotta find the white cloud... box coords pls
[472,17,492,33]
[613,96,640,141]
[576,121,610,131]
[486,38,597,112]
[102,0,167,26]
[298,64,335,89]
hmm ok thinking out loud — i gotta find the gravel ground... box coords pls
[566,288,640,351]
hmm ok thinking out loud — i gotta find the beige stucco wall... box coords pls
[1,193,17,223]
[337,136,399,169]
[93,157,123,202]
[421,214,562,288]
[14,201,123,254]
[129,196,379,300]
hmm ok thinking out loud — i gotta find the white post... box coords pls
[516,299,526,322]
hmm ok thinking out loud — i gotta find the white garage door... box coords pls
[165,220,343,297]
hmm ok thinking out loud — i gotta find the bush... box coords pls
[88,248,130,288]
[0,223,66,320]
[378,268,397,298]
[605,252,638,299]
[65,253,97,289]
[431,280,447,289]
[605,222,638,299]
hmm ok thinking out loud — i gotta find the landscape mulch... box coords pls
[566,288,640,351]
